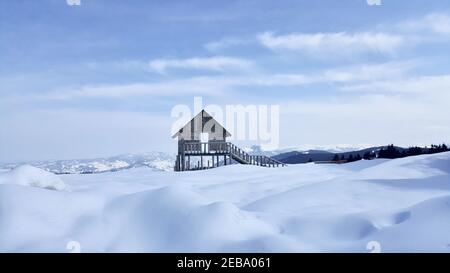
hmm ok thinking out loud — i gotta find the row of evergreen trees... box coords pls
[331,143,449,163]
[331,153,363,162]
[378,144,449,159]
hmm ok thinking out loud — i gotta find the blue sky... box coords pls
[1,0,450,162]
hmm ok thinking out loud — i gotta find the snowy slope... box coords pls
[1,152,450,252]
[0,152,175,174]
[0,165,66,191]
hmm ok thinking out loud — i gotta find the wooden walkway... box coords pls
[175,141,286,171]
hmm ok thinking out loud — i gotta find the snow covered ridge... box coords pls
[0,152,175,174]
[0,165,66,191]
[245,144,373,156]
[1,152,450,252]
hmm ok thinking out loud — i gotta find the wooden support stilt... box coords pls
[181,153,184,171]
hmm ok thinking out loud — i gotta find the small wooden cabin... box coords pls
[173,110,285,171]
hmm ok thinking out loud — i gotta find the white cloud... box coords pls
[342,74,450,95]
[224,61,414,86]
[398,13,450,35]
[321,61,415,83]
[33,75,310,100]
[207,13,450,57]
[0,61,413,102]
[204,37,251,52]
[30,79,226,101]
[257,31,405,56]
[148,56,252,73]
[220,62,412,86]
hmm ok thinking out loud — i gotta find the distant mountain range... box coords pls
[0,145,372,174]
[272,144,450,164]
[2,145,366,174]
[0,152,176,174]
[271,147,385,164]
[2,144,446,174]
[244,144,373,157]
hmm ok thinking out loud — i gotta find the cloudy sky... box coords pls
[1,0,450,162]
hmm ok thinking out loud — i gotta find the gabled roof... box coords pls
[172,109,231,138]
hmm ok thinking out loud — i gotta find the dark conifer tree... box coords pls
[348,154,354,162]
[332,154,340,162]
[363,151,371,160]
[379,144,401,159]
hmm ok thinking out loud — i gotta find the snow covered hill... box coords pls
[1,152,450,252]
[0,152,175,174]
[245,144,373,156]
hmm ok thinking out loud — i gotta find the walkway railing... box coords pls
[180,141,286,168]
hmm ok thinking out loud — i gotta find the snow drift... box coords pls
[1,152,450,252]
[0,165,66,191]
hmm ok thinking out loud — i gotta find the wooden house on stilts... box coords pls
[173,110,285,171]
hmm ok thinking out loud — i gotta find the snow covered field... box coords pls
[1,152,450,253]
